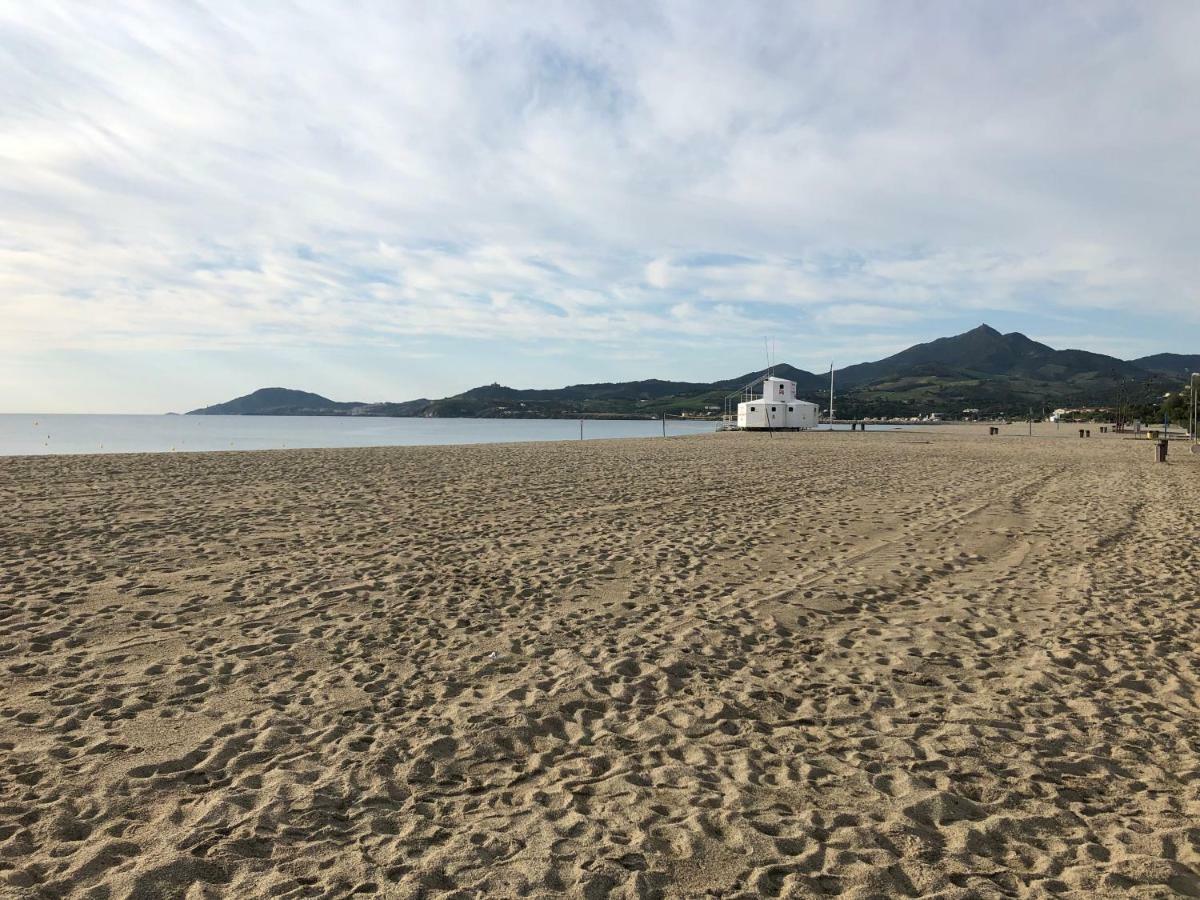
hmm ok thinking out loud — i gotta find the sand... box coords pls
[1,426,1198,899]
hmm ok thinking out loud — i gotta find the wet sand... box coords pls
[1,427,1198,898]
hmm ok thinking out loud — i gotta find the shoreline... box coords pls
[3,419,1158,461]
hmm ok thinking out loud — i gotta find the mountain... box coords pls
[1130,353,1200,379]
[838,325,1149,386]
[187,326,1192,420]
[711,363,828,393]
[418,365,826,418]
[187,388,430,417]
[188,388,358,415]
[187,369,826,420]
[833,325,1171,417]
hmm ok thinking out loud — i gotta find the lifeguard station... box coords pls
[735,376,820,430]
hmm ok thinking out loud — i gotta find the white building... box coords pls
[737,376,820,430]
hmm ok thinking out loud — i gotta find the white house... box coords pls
[737,376,820,430]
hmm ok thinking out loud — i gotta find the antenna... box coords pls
[764,337,772,378]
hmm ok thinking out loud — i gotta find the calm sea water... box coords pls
[0,414,724,457]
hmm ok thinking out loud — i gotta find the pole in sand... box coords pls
[828,363,835,424]
[1185,374,1195,444]
[580,419,583,441]
[662,414,666,437]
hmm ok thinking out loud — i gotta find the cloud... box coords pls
[1,1,1198,365]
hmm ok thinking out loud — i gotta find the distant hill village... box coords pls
[187,325,1198,424]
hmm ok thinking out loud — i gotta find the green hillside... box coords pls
[187,325,1187,420]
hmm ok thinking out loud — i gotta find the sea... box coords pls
[0,415,926,457]
[0,414,724,457]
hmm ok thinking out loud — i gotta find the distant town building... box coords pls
[1050,407,1105,423]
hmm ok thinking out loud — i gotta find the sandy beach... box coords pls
[2,426,1198,898]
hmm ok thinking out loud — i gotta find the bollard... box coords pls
[1086,430,1091,438]
[1155,440,1168,463]
[1079,429,1085,438]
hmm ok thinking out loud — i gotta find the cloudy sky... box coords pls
[3,2,1198,413]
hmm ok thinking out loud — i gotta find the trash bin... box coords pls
[1155,440,1168,463]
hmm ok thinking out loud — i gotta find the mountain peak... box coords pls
[967,323,1002,337]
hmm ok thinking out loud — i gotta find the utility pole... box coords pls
[1028,407,1033,437]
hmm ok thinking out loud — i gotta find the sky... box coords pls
[2,1,1198,413]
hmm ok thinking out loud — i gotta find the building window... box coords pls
[788,406,794,412]
[750,406,756,412]
[771,406,777,412]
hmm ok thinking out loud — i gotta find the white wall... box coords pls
[785,402,819,428]
[734,400,811,429]
[762,377,796,402]
[737,400,787,428]
[738,399,815,428]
